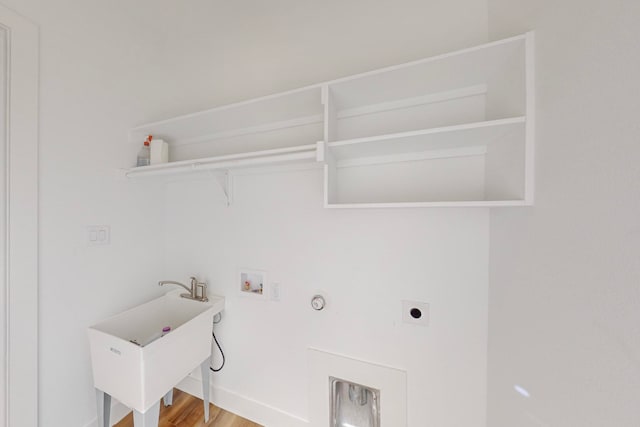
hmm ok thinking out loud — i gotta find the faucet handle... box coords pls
[188,276,208,301]
[197,283,209,302]
[196,282,208,302]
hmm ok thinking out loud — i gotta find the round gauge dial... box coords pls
[311,295,325,311]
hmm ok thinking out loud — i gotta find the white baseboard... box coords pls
[83,378,308,427]
[82,399,130,427]
[177,375,309,427]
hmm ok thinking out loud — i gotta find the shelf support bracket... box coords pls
[214,170,233,206]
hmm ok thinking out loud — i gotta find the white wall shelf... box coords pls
[126,32,534,208]
[129,86,324,164]
[321,32,534,208]
[124,144,317,178]
[324,117,525,162]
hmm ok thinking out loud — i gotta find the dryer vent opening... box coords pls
[330,377,380,427]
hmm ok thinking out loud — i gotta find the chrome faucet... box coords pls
[158,276,208,302]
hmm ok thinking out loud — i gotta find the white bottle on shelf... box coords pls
[150,139,168,164]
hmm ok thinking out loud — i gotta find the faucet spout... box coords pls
[158,277,209,302]
[158,280,192,294]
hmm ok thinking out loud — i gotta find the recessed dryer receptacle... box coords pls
[330,377,380,427]
[309,348,407,426]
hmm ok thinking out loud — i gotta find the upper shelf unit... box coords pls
[324,33,528,141]
[125,32,534,208]
[129,86,324,166]
[320,32,534,208]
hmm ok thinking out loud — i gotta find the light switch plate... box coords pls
[87,225,110,246]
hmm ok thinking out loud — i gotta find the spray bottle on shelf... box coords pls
[136,135,152,167]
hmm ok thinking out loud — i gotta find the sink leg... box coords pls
[163,389,173,407]
[201,360,210,422]
[133,401,160,427]
[95,388,111,427]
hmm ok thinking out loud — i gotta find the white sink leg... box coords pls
[163,389,173,406]
[95,388,111,427]
[201,360,210,422]
[133,401,160,427]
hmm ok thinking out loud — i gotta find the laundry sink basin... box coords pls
[88,290,224,413]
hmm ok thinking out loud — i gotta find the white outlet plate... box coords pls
[270,282,281,301]
[87,225,110,246]
[402,300,429,326]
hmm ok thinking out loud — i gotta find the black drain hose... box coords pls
[210,330,225,372]
[210,315,225,372]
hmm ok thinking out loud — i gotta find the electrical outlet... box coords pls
[402,300,429,326]
[270,282,281,301]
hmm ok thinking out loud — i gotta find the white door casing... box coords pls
[0,4,38,427]
[0,24,6,427]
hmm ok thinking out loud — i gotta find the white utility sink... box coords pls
[88,290,224,426]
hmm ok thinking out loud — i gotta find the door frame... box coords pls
[0,4,38,427]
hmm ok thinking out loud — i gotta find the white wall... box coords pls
[155,2,490,426]
[0,1,175,426]
[487,1,640,426]
[165,170,489,426]
[0,0,492,425]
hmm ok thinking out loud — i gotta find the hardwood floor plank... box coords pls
[113,389,262,427]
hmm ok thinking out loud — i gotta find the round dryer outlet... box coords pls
[402,300,429,326]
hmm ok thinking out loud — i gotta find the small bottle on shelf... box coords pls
[136,135,152,167]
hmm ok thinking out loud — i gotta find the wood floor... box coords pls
[114,388,262,427]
